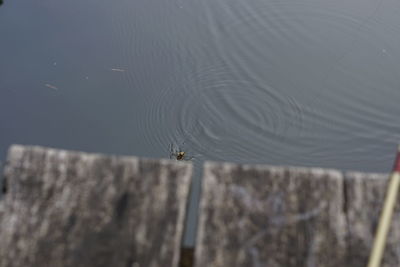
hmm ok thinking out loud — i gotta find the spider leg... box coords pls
[169,143,175,159]
[182,153,194,161]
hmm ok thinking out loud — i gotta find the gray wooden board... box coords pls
[344,172,400,267]
[196,161,347,267]
[0,145,192,267]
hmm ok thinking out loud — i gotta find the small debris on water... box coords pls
[110,68,125,72]
[45,84,59,90]
[53,62,57,66]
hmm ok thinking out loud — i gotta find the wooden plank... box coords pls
[345,172,400,267]
[196,162,346,267]
[0,145,192,267]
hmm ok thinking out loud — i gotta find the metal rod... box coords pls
[367,145,400,267]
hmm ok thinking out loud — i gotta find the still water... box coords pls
[1,0,400,245]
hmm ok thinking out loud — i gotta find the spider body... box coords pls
[169,143,192,161]
[176,151,185,160]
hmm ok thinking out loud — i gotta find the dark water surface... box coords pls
[1,0,400,245]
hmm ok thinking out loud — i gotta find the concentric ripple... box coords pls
[111,0,400,170]
[141,60,306,163]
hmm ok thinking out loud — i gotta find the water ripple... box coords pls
[111,0,400,170]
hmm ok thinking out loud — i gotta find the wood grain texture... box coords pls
[196,162,346,267]
[0,145,192,267]
[344,172,400,267]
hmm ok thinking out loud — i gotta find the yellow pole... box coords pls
[367,145,400,267]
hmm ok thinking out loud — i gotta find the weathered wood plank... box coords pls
[0,145,192,267]
[196,162,346,267]
[344,172,400,267]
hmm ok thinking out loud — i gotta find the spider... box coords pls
[169,143,193,161]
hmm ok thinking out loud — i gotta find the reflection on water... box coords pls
[1,0,400,246]
[0,0,3,6]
